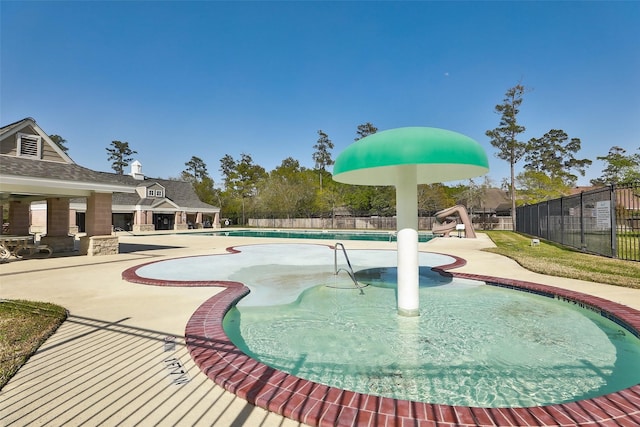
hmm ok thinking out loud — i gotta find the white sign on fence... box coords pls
[596,200,611,229]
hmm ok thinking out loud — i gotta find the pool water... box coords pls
[224,281,640,407]
[132,243,640,408]
[199,228,434,242]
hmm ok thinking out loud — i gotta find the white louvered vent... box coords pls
[17,133,41,158]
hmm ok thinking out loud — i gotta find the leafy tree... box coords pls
[417,184,455,215]
[517,170,569,204]
[258,159,316,217]
[218,153,267,224]
[49,134,68,154]
[591,146,640,186]
[340,185,394,216]
[485,84,527,229]
[106,140,137,175]
[236,153,267,198]
[523,129,591,187]
[312,130,334,171]
[272,157,303,178]
[355,122,378,141]
[219,154,237,191]
[312,130,334,191]
[181,156,217,205]
[182,156,209,182]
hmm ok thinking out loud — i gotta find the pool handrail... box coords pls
[333,242,365,294]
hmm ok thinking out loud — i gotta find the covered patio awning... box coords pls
[1,156,136,203]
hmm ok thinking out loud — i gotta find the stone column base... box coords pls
[41,235,75,253]
[80,235,119,256]
[133,224,155,233]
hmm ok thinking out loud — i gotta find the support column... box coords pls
[69,207,79,235]
[175,211,188,230]
[41,198,75,252]
[85,193,112,236]
[46,198,70,236]
[396,165,418,231]
[397,228,419,316]
[7,201,30,235]
[395,165,419,317]
[80,192,118,256]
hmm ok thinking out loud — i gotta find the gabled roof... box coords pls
[0,117,74,164]
[1,154,136,199]
[481,188,511,211]
[112,177,218,212]
[567,186,604,195]
[1,118,217,212]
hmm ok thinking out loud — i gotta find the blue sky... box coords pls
[2,1,639,188]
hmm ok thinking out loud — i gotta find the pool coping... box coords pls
[122,246,640,427]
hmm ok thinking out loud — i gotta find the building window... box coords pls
[147,189,155,197]
[17,133,41,158]
[155,190,163,198]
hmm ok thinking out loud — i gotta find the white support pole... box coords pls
[396,165,420,316]
[396,165,418,231]
[397,228,419,316]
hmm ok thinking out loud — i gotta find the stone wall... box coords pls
[79,235,119,256]
[40,235,75,253]
[133,224,155,233]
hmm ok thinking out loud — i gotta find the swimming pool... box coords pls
[128,244,640,407]
[196,228,434,242]
[225,279,640,407]
[123,243,640,426]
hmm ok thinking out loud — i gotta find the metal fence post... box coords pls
[611,184,617,258]
[580,191,586,251]
[560,196,564,246]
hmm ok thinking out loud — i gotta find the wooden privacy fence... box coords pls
[245,214,514,231]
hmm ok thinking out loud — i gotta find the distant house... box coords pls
[67,161,220,233]
[459,187,512,216]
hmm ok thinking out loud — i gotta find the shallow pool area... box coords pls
[132,243,453,306]
[131,243,640,407]
[123,242,640,426]
[225,280,640,407]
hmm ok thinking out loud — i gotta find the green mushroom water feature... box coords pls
[333,127,489,316]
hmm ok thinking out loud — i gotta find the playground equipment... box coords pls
[432,205,476,238]
[333,127,488,316]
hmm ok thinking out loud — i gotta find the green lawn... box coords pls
[0,300,67,389]
[484,231,640,289]
[618,232,640,261]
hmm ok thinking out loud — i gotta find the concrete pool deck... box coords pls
[1,231,639,426]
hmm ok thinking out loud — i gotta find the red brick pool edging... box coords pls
[122,250,640,427]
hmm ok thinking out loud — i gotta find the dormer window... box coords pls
[147,189,155,197]
[155,189,163,198]
[17,133,41,158]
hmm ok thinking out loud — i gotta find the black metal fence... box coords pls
[516,184,640,261]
